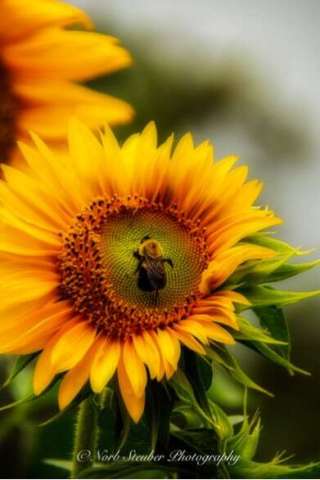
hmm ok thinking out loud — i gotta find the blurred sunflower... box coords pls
[0,0,133,165]
[0,120,281,422]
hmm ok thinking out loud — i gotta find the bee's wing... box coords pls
[145,258,166,289]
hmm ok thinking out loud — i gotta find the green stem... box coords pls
[71,397,99,479]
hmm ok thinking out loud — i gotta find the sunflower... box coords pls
[0,0,133,165]
[0,120,281,422]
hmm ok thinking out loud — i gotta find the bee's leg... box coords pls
[163,258,174,268]
[133,249,141,260]
[133,253,144,274]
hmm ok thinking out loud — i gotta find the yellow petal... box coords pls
[215,290,251,306]
[176,320,209,345]
[33,336,59,395]
[90,339,120,393]
[122,341,147,398]
[154,329,181,369]
[4,29,132,81]
[58,345,97,409]
[51,321,96,372]
[200,243,275,292]
[0,277,57,308]
[209,214,282,254]
[201,322,235,344]
[133,334,157,379]
[189,311,239,330]
[171,328,206,355]
[1,0,92,42]
[0,300,70,353]
[142,331,162,380]
[19,91,133,139]
[117,357,145,423]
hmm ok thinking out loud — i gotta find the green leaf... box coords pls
[254,306,291,362]
[206,346,272,397]
[231,458,320,479]
[44,458,72,472]
[78,462,182,479]
[238,285,320,308]
[0,353,38,391]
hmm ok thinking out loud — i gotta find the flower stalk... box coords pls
[71,397,99,479]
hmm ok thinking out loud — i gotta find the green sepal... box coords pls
[237,417,261,461]
[235,316,288,345]
[261,258,320,283]
[241,340,310,376]
[227,410,320,478]
[182,349,212,414]
[238,285,320,308]
[170,424,219,455]
[170,369,232,440]
[227,413,261,461]
[205,345,272,397]
[226,253,292,287]
[227,256,320,287]
[0,393,35,412]
[254,306,291,363]
[208,399,233,439]
[37,384,92,427]
[226,233,319,286]
[246,234,309,255]
[231,457,320,479]
[145,380,175,453]
[0,353,38,391]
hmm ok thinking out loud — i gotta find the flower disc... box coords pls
[59,197,209,340]
[101,209,207,309]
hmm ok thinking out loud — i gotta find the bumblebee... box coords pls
[133,235,174,296]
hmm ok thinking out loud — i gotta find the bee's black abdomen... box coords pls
[137,261,167,292]
[137,266,157,292]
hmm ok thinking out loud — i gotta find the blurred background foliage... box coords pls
[1,0,320,477]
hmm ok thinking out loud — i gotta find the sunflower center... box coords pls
[58,196,210,340]
[0,61,18,164]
